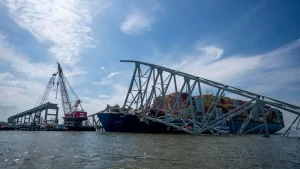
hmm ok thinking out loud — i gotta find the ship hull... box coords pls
[97,113,284,134]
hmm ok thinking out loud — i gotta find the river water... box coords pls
[0,131,299,169]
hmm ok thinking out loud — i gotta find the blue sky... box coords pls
[0,0,300,124]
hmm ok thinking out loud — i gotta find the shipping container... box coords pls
[232,99,239,107]
[215,108,223,118]
[223,97,231,102]
[243,111,248,117]
[272,111,276,119]
[238,100,245,105]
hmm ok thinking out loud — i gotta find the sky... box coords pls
[0,0,300,127]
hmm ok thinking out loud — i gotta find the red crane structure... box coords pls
[56,62,87,129]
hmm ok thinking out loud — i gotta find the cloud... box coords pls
[92,71,121,86]
[120,9,155,36]
[2,0,110,66]
[81,84,128,113]
[0,36,87,80]
[0,38,57,78]
[100,66,105,70]
[161,39,300,92]
[0,36,88,121]
[0,72,13,80]
[107,72,121,78]
[168,60,188,70]
[98,95,111,99]
[0,104,20,122]
[0,72,19,85]
[0,34,5,40]
[92,78,113,85]
[197,46,224,61]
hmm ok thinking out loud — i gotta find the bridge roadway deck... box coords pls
[7,102,58,123]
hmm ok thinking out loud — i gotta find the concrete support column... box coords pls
[55,107,59,124]
[33,112,36,123]
[45,108,48,122]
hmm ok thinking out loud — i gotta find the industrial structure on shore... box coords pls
[3,63,93,131]
[2,60,300,137]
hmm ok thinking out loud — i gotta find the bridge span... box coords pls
[7,102,59,124]
[120,60,300,137]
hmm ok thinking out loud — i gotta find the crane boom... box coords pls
[33,73,57,123]
[57,62,72,114]
[40,73,57,105]
[56,62,87,128]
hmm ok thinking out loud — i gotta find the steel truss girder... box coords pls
[121,60,300,136]
[282,115,300,137]
[86,114,102,130]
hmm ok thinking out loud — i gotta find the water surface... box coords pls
[0,131,299,169]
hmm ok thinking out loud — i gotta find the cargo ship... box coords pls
[97,93,285,134]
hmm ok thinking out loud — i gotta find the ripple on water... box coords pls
[1,132,300,169]
[12,158,20,162]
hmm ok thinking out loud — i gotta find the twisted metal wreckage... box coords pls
[88,60,299,137]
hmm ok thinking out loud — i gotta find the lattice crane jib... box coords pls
[32,73,58,123]
[56,62,83,115]
[39,73,57,105]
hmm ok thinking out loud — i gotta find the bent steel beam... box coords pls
[121,60,298,136]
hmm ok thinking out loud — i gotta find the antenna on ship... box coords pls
[205,88,210,95]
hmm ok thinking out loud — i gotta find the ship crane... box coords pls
[55,62,87,128]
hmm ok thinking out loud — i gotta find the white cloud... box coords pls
[168,60,188,70]
[98,95,111,99]
[2,0,109,66]
[161,40,300,90]
[0,38,57,78]
[197,46,224,61]
[107,72,120,78]
[100,66,105,70]
[81,84,128,114]
[120,9,155,36]
[0,36,88,121]
[0,72,19,85]
[0,104,19,122]
[63,66,88,77]
[0,34,5,40]
[0,72,13,80]
[92,72,121,86]
[92,78,113,85]
[112,83,128,94]
[0,37,87,80]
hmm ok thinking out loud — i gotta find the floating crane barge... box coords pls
[4,63,95,131]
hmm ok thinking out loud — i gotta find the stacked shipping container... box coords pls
[151,93,284,125]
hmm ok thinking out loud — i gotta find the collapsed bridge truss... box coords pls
[121,60,300,137]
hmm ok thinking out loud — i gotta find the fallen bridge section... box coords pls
[7,102,59,124]
[120,60,300,137]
